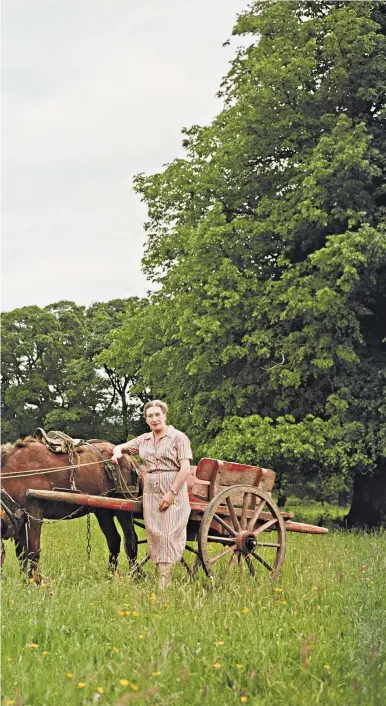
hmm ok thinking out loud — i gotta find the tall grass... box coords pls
[2,515,386,706]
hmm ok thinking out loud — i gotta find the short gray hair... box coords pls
[143,399,168,418]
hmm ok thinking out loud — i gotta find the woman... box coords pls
[111,400,192,589]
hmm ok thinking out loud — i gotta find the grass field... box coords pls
[1,506,386,706]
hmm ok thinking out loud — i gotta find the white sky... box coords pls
[1,0,249,311]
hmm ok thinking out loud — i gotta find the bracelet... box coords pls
[170,488,177,497]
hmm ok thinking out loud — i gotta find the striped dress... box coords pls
[126,426,192,563]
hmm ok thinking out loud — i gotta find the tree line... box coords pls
[2,1,386,525]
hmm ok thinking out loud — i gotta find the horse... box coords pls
[0,436,138,582]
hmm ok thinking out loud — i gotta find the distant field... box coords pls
[2,506,386,706]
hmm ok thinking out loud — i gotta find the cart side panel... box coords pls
[190,458,275,502]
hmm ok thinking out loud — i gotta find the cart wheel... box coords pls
[198,485,286,578]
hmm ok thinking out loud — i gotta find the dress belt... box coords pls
[147,469,176,474]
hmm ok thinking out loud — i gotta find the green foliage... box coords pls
[1,300,145,443]
[130,0,386,504]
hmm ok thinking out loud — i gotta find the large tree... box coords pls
[131,1,386,524]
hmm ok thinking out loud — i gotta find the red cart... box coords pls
[28,457,327,579]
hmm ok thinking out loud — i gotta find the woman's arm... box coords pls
[159,459,191,511]
[111,440,139,464]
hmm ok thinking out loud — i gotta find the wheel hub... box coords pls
[236,531,257,554]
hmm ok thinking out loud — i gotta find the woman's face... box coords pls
[145,405,167,433]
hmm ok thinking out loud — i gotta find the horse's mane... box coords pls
[14,436,38,447]
[1,436,41,467]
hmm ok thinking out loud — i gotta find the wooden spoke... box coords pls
[133,520,146,530]
[213,513,237,537]
[256,541,281,548]
[253,518,278,537]
[137,554,151,567]
[207,535,237,544]
[191,555,201,575]
[210,544,237,564]
[184,543,200,555]
[247,499,267,531]
[245,555,256,577]
[240,492,250,530]
[251,551,273,572]
[226,496,241,532]
[180,557,191,573]
[198,486,287,579]
[180,555,202,577]
[225,550,239,576]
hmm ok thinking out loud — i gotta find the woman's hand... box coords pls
[159,490,175,512]
[111,446,123,464]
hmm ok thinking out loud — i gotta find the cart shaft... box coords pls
[26,489,142,513]
[284,520,328,534]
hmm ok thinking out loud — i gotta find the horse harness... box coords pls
[1,430,139,536]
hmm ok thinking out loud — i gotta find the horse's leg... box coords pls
[116,511,138,567]
[1,540,5,568]
[15,522,28,574]
[94,510,121,572]
[25,504,43,583]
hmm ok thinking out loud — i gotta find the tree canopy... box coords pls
[2,1,385,524]
[129,0,386,521]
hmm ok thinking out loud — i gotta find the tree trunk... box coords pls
[121,393,129,440]
[346,466,386,528]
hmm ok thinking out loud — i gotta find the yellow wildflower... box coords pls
[7,701,15,705]
[89,602,94,606]
[97,687,104,694]
[113,647,119,653]
[26,643,39,649]
[281,600,287,605]
[125,611,131,616]
[151,593,156,600]
[241,608,249,614]
[324,664,330,670]
[7,658,12,662]
[132,611,139,617]
[119,610,125,616]
[215,641,224,646]
[78,682,86,688]
[120,679,130,687]
[130,683,139,691]
[138,634,144,640]
[213,663,222,669]
[152,671,161,677]
[240,698,248,704]
[312,586,319,591]
[42,651,49,655]
[236,664,245,669]
[66,673,73,678]
[274,588,284,592]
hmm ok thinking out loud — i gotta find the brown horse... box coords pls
[0,437,138,582]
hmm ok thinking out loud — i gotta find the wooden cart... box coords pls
[27,457,328,579]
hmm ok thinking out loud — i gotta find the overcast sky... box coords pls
[1,0,249,312]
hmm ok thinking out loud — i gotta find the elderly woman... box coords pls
[111,400,192,589]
